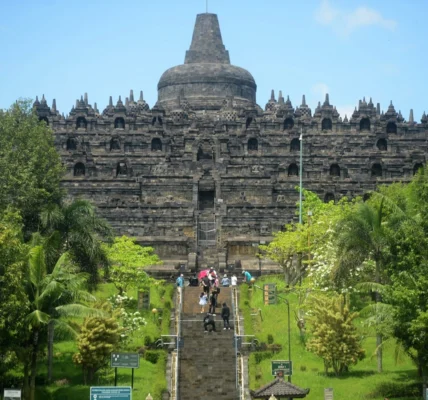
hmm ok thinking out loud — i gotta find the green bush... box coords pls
[267,343,282,353]
[367,381,421,398]
[145,350,164,364]
[254,351,273,364]
[144,335,153,347]
[267,334,274,344]
[300,365,307,372]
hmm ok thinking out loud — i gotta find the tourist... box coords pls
[209,290,217,315]
[221,274,230,287]
[231,274,238,287]
[201,275,210,295]
[208,267,217,287]
[199,292,208,313]
[176,274,184,289]
[242,270,252,284]
[189,273,199,287]
[203,312,216,332]
[221,302,231,330]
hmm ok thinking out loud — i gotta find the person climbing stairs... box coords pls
[178,286,238,399]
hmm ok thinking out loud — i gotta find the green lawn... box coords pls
[33,282,174,400]
[240,276,421,400]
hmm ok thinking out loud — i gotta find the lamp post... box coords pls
[299,127,303,224]
[254,285,292,384]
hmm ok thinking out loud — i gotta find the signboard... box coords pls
[137,291,150,310]
[324,387,334,400]
[111,353,140,368]
[4,389,21,400]
[90,387,131,400]
[271,360,292,376]
[264,283,276,305]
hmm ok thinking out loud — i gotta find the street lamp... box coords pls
[299,127,303,224]
[254,285,292,384]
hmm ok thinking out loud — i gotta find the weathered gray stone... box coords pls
[33,13,428,275]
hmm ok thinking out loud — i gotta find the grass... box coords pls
[240,275,421,400]
[33,282,174,400]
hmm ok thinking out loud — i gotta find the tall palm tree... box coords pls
[40,199,112,286]
[24,245,96,400]
[334,198,390,373]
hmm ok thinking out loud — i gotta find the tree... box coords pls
[23,246,95,400]
[334,199,391,372]
[259,224,308,285]
[306,294,365,376]
[259,189,352,286]
[0,210,29,386]
[40,199,112,285]
[73,312,123,384]
[103,236,161,295]
[0,101,63,235]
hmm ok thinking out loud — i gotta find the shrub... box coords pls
[267,343,282,353]
[367,381,421,398]
[145,350,162,364]
[267,334,274,344]
[254,351,273,364]
[300,365,307,372]
[144,335,153,347]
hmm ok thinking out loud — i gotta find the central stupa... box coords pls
[157,13,257,111]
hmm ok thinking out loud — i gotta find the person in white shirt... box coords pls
[231,274,238,286]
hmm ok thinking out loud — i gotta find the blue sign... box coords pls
[90,387,131,400]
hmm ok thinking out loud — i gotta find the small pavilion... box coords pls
[251,377,310,399]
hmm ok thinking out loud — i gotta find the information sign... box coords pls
[137,291,150,310]
[271,360,292,376]
[4,389,21,400]
[111,353,140,368]
[324,387,334,400]
[90,387,131,400]
[264,283,277,305]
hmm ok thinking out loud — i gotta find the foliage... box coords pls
[40,200,112,285]
[306,294,365,376]
[260,189,352,286]
[0,101,63,235]
[22,245,97,400]
[103,236,161,294]
[73,313,123,384]
[0,210,29,354]
[107,293,147,347]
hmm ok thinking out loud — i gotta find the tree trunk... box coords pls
[47,321,54,382]
[375,260,383,373]
[29,330,39,400]
[23,361,30,400]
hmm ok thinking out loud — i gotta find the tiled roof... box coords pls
[251,378,310,399]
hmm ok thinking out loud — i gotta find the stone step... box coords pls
[178,286,237,399]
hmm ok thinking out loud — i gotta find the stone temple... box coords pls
[33,13,428,274]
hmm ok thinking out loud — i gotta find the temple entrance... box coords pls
[199,190,215,210]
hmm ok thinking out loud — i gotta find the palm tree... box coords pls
[24,245,96,400]
[334,198,390,373]
[40,199,112,286]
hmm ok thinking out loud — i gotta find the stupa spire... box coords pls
[185,13,230,64]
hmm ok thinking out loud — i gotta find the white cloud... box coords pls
[336,105,355,119]
[315,0,397,36]
[312,83,329,100]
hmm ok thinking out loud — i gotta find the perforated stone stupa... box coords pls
[34,13,428,273]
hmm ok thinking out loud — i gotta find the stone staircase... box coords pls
[178,286,238,399]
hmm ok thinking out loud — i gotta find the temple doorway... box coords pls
[199,190,215,210]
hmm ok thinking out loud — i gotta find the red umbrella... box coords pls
[198,269,210,280]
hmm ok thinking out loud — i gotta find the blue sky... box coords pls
[0,0,426,121]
